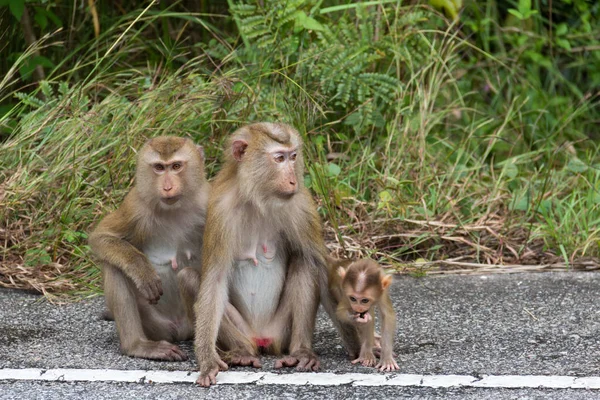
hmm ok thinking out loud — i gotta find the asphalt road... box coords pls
[2,272,600,399]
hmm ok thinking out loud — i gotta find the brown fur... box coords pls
[328,258,399,371]
[193,123,358,387]
[148,136,187,160]
[89,136,209,362]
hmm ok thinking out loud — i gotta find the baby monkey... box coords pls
[328,258,399,371]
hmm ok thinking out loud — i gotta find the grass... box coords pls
[1,1,599,299]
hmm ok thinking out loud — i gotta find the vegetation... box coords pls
[1,0,599,298]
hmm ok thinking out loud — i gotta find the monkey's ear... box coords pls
[381,274,393,290]
[337,266,346,279]
[196,145,205,159]
[232,140,248,162]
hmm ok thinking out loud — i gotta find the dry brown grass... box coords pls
[325,214,600,276]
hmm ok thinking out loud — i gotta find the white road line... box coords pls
[1,369,600,389]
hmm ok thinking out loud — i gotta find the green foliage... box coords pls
[507,0,538,20]
[0,0,25,21]
[300,4,402,126]
[1,0,600,296]
[429,0,463,20]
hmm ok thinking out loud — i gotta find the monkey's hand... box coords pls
[376,356,400,372]
[274,349,320,372]
[196,354,228,387]
[352,312,372,324]
[134,270,163,304]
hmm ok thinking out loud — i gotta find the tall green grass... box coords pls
[1,1,599,298]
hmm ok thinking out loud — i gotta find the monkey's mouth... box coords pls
[276,190,297,199]
[161,196,181,205]
[358,311,367,319]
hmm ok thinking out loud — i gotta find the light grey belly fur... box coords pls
[143,242,188,319]
[230,250,287,331]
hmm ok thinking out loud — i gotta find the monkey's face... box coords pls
[231,126,304,201]
[137,138,205,209]
[345,290,376,315]
[266,145,300,198]
[152,161,185,206]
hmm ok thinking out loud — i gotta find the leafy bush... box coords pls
[1,0,599,297]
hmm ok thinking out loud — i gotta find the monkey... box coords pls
[89,136,209,362]
[192,122,361,387]
[328,257,400,372]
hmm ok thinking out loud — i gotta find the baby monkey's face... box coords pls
[344,285,379,315]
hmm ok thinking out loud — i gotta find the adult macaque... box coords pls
[89,136,209,361]
[193,122,360,387]
[328,258,399,372]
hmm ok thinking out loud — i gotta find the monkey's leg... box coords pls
[375,297,400,372]
[350,318,377,368]
[273,259,320,372]
[218,304,261,368]
[319,269,361,359]
[371,332,397,358]
[103,264,187,361]
[373,332,382,357]
[177,267,202,328]
[178,267,260,368]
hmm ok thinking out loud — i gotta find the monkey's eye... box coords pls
[290,152,297,161]
[153,164,165,172]
[349,296,356,302]
[273,153,285,163]
[172,162,182,171]
[361,299,369,304]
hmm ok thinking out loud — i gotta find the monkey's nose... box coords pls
[163,186,173,192]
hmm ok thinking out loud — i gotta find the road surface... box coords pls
[1,272,600,399]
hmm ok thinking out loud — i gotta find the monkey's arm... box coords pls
[334,302,354,325]
[351,317,377,368]
[89,206,163,303]
[272,253,321,371]
[320,249,361,357]
[376,292,400,371]
[193,218,231,387]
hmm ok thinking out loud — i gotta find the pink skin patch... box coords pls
[171,257,178,271]
[262,244,268,254]
[239,251,258,266]
[253,337,273,348]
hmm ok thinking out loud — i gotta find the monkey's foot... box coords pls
[275,349,320,372]
[196,356,228,387]
[228,353,262,368]
[351,352,377,368]
[376,357,400,372]
[125,340,187,361]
